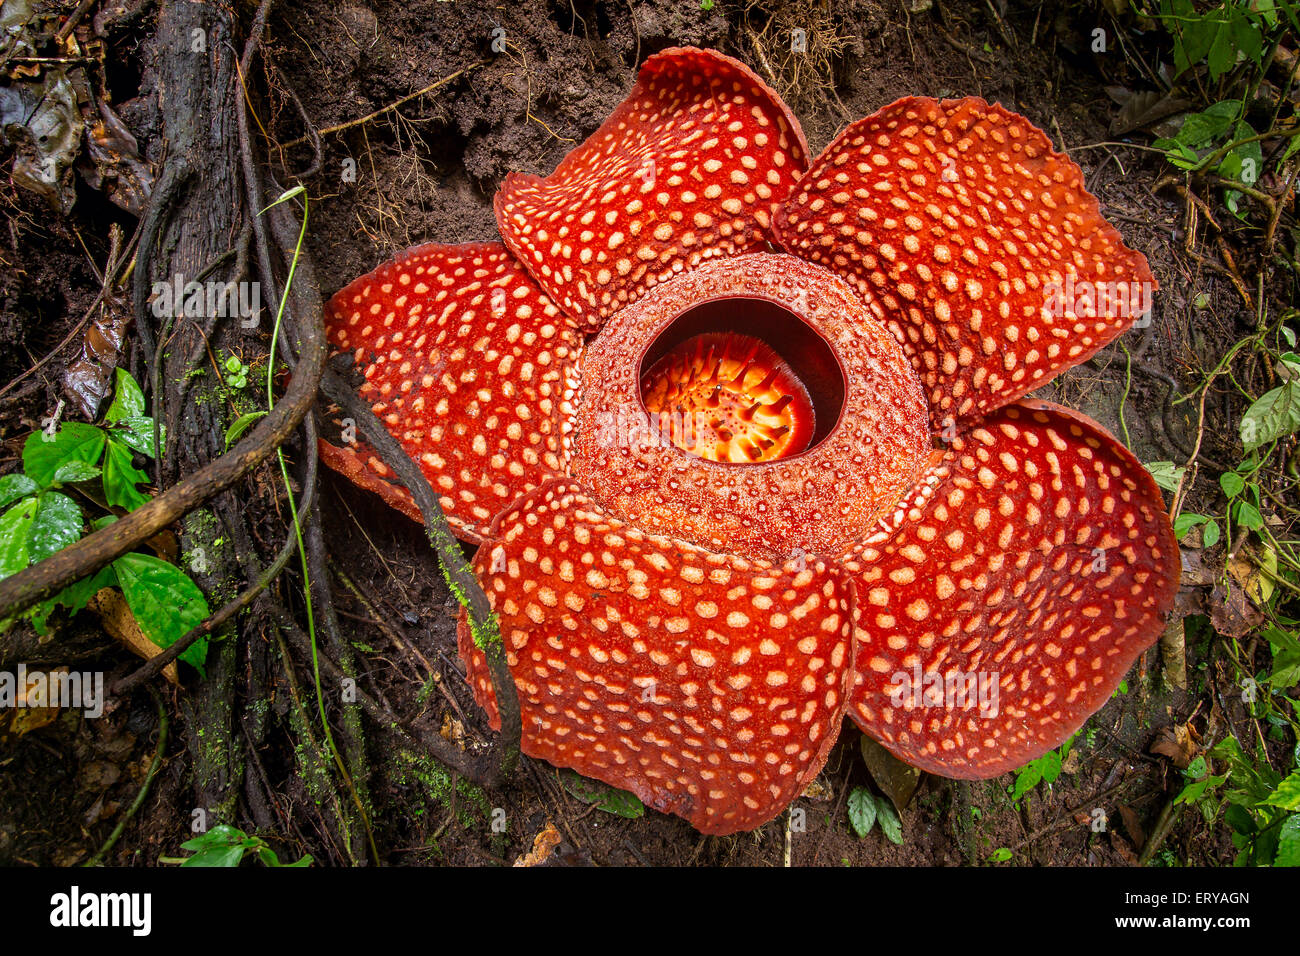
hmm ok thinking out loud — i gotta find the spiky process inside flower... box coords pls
[640,332,814,464]
[320,47,1177,836]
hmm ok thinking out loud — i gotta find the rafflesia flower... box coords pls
[320,48,1178,834]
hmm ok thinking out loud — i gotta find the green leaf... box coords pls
[113,552,210,673]
[1202,519,1221,548]
[1155,139,1201,169]
[987,847,1013,862]
[558,770,645,818]
[875,794,904,845]
[102,439,151,511]
[183,844,246,867]
[22,423,106,488]
[1145,460,1186,493]
[1223,122,1262,187]
[1262,626,1300,655]
[1263,771,1300,811]
[0,499,39,580]
[1175,101,1238,149]
[224,411,267,450]
[1038,749,1064,787]
[1173,512,1208,538]
[1010,761,1045,802]
[1241,379,1300,451]
[51,460,102,483]
[1219,472,1246,498]
[1230,14,1263,67]
[1176,778,1210,805]
[29,566,116,635]
[1206,20,1237,79]
[179,826,250,867]
[1224,803,1256,835]
[847,787,877,837]
[28,492,82,563]
[110,417,162,458]
[1276,815,1300,867]
[0,473,39,509]
[592,788,644,818]
[1269,648,1300,689]
[1233,499,1264,531]
[105,368,145,423]
[179,824,241,852]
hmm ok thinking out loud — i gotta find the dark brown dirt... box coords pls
[1,0,1278,867]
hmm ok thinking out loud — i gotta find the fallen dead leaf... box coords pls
[860,734,921,812]
[513,822,562,867]
[1110,829,1140,865]
[90,588,179,684]
[1226,546,1276,607]
[1118,804,1146,851]
[1061,748,1081,775]
[0,667,66,745]
[80,759,121,789]
[1150,724,1198,769]
[1180,548,1217,587]
[1209,581,1265,639]
[439,714,465,747]
[800,775,833,802]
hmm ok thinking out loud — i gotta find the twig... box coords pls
[277,64,482,149]
[55,0,98,40]
[1004,776,1148,853]
[1136,798,1180,866]
[319,369,521,785]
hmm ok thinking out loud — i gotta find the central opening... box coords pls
[638,298,846,464]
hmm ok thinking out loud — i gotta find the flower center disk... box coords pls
[572,252,931,559]
[640,332,814,464]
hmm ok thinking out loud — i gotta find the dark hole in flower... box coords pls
[637,298,846,464]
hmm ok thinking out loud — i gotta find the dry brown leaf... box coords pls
[1180,548,1216,586]
[439,714,465,747]
[1150,723,1197,769]
[1118,804,1146,850]
[800,775,833,802]
[1226,549,1274,608]
[1209,581,1265,639]
[1061,748,1081,774]
[1110,829,1140,865]
[860,735,921,813]
[0,667,66,744]
[90,587,178,684]
[513,822,561,867]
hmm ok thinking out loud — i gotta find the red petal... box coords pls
[322,242,581,542]
[317,437,421,522]
[775,97,1156,428]
[841,401,1177,778]
[495,47,809,332]
[458,479,854,835]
